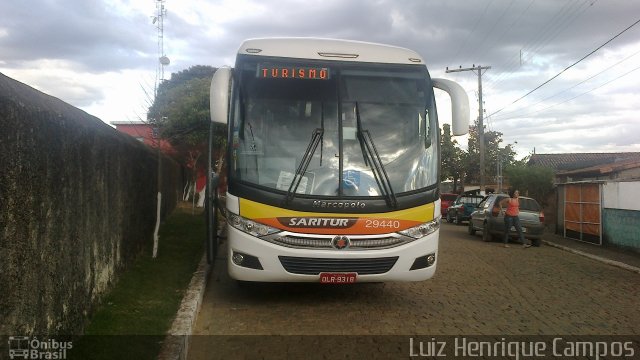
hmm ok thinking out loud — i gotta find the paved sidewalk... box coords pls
[542,229,640,274]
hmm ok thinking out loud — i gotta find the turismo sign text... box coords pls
[258,64,330,80]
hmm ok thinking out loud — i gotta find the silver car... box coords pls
[468,194,545,246]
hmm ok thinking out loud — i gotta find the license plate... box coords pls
[510,226,527,233]
[320,273,357,284]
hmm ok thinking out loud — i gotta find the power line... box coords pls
[486,0,579,80]
[485,0,595,90]
[461,0,515,66]
[451,0,495,64]
[493,47,640,120]
[496,63,640,120]
[488,16,640,118]
[473,0,537,68]
[519,0,588,66]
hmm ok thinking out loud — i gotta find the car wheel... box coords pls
[482,224,492,242]
[468,221,476,235]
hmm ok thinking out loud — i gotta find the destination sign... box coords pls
[257,64,330,80]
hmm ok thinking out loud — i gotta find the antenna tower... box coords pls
[154,0,169,95]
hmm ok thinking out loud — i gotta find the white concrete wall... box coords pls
[603,182,640,211]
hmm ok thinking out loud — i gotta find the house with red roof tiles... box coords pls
[528,153,640,253]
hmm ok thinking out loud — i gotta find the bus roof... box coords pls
[237,38,426,65]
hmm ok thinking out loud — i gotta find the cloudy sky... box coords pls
[1,0,639,159]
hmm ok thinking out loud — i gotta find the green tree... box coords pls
[504,164,554,206]
[440,123,466,192]
[147,65,226,200]
[465,120,516,187]
[148,66,217,148]
[148,66,228,164]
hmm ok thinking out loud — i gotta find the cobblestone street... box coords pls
[189,222,640,358]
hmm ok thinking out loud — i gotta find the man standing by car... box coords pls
[499,189,531,248]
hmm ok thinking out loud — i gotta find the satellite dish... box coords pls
[159,56,170,65]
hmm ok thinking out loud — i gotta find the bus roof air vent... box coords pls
[318,52,359,59]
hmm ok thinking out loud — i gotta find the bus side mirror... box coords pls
[210,66,232,124]
[432,78,470,136]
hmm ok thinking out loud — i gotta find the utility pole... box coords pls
[497,153,502,193]
[445,65,491,193]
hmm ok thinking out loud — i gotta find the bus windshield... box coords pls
[230,57,438,199]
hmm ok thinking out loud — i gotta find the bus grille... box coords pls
[278,256,399,275]
[267,235,409,250]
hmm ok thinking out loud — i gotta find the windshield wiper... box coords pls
[285,103,325,204]
[285,127,324,204]
[355,102,397,208]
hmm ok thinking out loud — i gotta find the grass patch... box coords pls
[71,203,205,359]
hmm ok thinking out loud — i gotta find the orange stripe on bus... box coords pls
[257,217,422,235]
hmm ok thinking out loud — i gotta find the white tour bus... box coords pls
[206,38,469,283]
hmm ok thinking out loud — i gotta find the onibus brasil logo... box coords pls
[8,336,72,359]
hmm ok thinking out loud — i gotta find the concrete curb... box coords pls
[543,240,640,275]
[157,254,211,360]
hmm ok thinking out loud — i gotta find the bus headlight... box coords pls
[228,212,280,237]
[398,218,440,239]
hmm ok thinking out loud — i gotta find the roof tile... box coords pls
[528,153,640,171]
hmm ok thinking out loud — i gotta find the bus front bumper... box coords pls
[226,226,439,283]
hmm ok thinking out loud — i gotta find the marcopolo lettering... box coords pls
[278,217,357,229]
[312,200,366,209]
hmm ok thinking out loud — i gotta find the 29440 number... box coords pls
[365,219,400,229]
